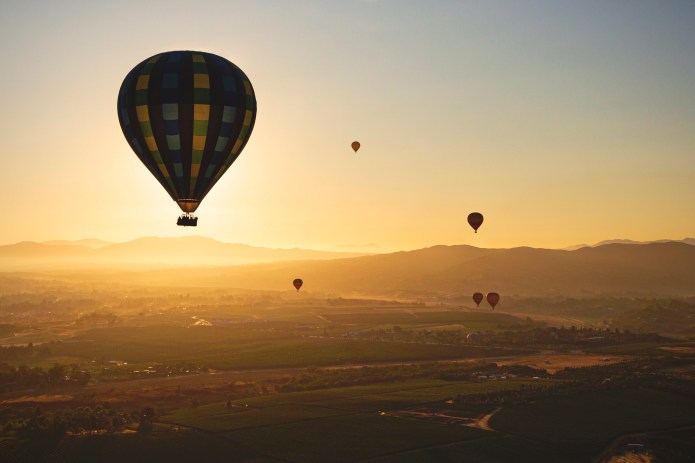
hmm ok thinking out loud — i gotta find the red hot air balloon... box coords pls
[351,141,360,152]
[486,292,500,310]
[293,279,303,292]
[472,292,484,307]
[467,212,484,233]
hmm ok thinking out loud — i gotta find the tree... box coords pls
[137,406,155,433]
[48,363,65,386]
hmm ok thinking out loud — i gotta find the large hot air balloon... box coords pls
[293,279,303,292]
[467,212,484,233]
[117,51,257,226]
[486,292,500,310]
[472,292,484,307]
[351,141,360,152]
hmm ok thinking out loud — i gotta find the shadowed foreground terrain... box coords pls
[1,248,694,462]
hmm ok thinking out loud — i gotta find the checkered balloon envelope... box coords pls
[117,51,257,226]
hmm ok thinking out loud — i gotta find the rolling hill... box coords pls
[0,236,368,269]
[123,242,695,298]
[2,238,693,298]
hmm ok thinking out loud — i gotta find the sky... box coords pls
[0,0,693,252]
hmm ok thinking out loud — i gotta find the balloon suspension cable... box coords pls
[177,213,198,227]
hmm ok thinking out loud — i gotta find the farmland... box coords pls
[1,275,694,462]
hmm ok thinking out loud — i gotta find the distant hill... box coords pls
[332,243,390,253]
[128,242,695,298]
[42,239,113,249]
[3,239,694,298]
[609,300,695,337]
[0,236,369,269]
[565,238,695,249]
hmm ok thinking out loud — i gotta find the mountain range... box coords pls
[89,241,695,298]
[564,238,695,250]
[0,236,368,269]
[2,237,694,298]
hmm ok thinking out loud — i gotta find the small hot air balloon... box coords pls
[467,212,484,233]
[351,141,360,152]
[293,278,303,292]
[466,332,480,343]
[486,292,500,310]
[472,292,484,307]
[117,51,257,226]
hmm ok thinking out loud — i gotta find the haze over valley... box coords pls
[2,1,694,461]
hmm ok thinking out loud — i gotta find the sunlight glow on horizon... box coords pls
[0,1,693,251]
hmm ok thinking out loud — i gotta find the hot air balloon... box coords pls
[351,141,360,152]
[466,332,479,343]
[472,292,484,307]
[293,279,303,291]
[486,292,500,310]
[117,51,257,226]
[467,212,484,233]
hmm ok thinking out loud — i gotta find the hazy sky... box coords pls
[1,1,693,251]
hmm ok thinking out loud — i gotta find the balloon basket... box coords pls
[177,214,198,227]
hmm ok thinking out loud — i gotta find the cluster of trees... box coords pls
[75,311,120,326]
[609,299,695,337]
[556,358,695,398]
[350,326,477,345]
[0,296,98,317]
[454,384,553,406]
[326,298,423,307]
[457,358,695,407]
[96,361,207,381]
[350,325,664,349]
[487,326,666,348]
[454,374,628,407]
[0,323,16,337]
[1,405,147,440]
[0,362,90,392]
[0,342,54,362]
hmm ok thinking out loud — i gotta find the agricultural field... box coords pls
[1,278,694,462]
[6,374,692,463]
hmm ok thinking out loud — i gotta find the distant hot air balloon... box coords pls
[486,292,500,310]
[466,332,480,343]
[467,212,484,233]
[293,279,303,292]
[117,51,257,226]
[351,141,360,152]
[472,292,484,307]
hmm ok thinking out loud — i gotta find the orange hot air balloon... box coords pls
[467,212,484,233]
[351,141,360,152]
[472,292,484,307]
[293,279,303,292]
[486,292,500,310]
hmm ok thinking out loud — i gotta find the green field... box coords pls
[0,429,261,463]
[39,325,522,370]
[161,378,548,462]
[157,379,695,462]
[2,283,694,463]
[319,310,537,331]
[226,413,488,463]
[491,386,695,442]
[165,378,547,424]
